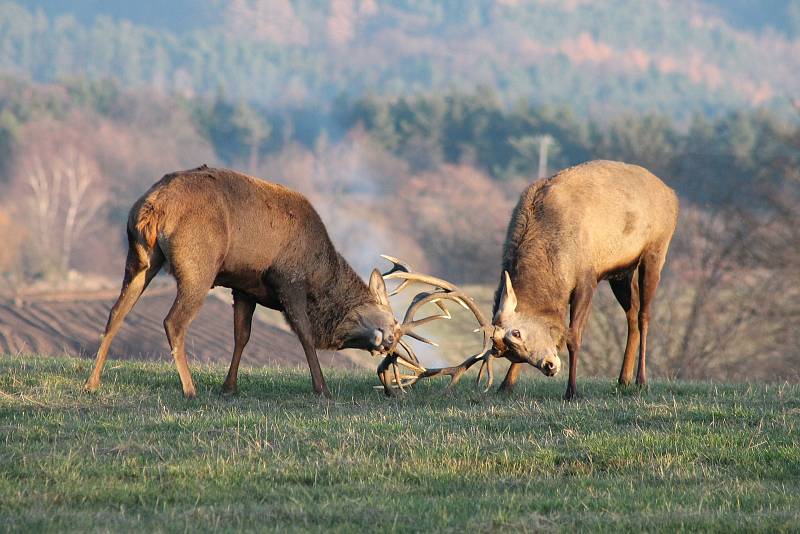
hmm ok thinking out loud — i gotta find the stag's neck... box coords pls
[512,266,568,321]
[306,252,373,349]
[496,242,571,326]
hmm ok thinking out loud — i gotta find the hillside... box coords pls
[0,356,798,531]
[2,0,799,119]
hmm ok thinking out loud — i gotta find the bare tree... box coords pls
[24,155,61,275]
[582,204,789,382]
[0,208,24,293]
[21,149,107,280]
[59,150,106,273]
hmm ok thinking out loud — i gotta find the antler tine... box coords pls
[377,356,414,395]
[384,271,459,293]
[401,291,451,326]
[380,254,461,294]
[380,255,489,332]
[380,254,414,296]
[387,279,412,297]
[475,352,496,393]
[397,339,425,371]
[374,341,426,394]
[402,290,492,330]
[392,362,407,392]
[380,254,412,276]
[393,340,426,389]
[404,329,439,347]
[417,347,497,389]
[412,313,497,391]
[401,283,491,330]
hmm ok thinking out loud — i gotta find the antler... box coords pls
[375,255,498,395]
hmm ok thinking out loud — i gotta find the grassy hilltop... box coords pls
[0,355,798,532]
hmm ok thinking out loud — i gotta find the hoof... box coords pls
[83,380,99,393]
[220,382,238,397]
[183,389,197,400]
[314,387,332,400]
[563,389,579,401]
[616,381,637,394]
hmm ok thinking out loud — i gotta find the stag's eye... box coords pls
[511,329,521,339]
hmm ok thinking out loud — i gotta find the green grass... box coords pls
[1,356,798,533]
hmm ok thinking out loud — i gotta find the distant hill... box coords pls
[2,0,799,119]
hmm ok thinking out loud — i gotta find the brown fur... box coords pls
[85,165,398,398]
[493,160,679,399]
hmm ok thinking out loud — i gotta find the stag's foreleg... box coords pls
[609,271,641,387]
[85,239,163,392]
[498,362,523,393]
[221,290,257,395]
[636,250,667,388]
[269,273,331,399]
[564,275,597,401]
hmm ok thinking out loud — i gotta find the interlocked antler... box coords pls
[376,255,498,395]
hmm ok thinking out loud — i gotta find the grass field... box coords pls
[1,355,798,532]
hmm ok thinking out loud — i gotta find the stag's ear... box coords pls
[497,271,518,320]
[369,269,390,306]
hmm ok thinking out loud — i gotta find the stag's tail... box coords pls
[131,194,162,249]
[136,202,159,248]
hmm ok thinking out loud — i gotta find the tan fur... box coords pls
[500,160,678,314]
[495,160,679,398]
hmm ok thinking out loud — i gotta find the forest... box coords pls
[2,0,800,118]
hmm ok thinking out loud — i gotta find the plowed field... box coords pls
[0,284,358,369]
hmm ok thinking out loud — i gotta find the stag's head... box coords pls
[492,271,562,377]
[337,269,401,355]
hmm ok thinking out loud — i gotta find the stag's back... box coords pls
[130,166,341,280]
[504,160,678,285]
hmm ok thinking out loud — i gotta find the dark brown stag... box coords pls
[84,165,409,399]
[416,160,679,400]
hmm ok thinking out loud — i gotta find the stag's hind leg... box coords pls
[609,271,641,387]
[636,250,668,387]
[161,230,224,398]
[163,277,212,399]
[85,240,163,392]
[221,290,256,395]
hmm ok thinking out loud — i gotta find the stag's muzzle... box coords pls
[532,353,561,377]
[370,329,383,349]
